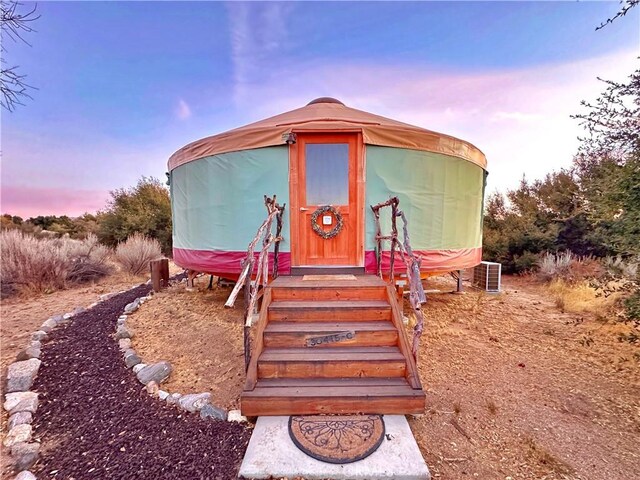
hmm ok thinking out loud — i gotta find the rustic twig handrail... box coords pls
[370,197,426,359]
[224,195,285,370]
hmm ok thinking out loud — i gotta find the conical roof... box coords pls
[168,98,486,170]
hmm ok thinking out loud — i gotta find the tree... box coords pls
[572,67,640,256]
[1,1,38,111]
[596,0,639,30]
[572,67,640,160]
[98,177,172,254]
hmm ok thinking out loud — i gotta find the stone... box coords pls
[3,392,38,414]
[166,393,182,405]
[117,317,126,326]
[239,415,431,480]
[132,363,147,374]
[31,331,47,342]
[63,312,74,320]
[227,409,248,423]
[6,359,41,392]
[39,322,53,333]
[125,353,142,368]
[8,411,33,430]
[15,346,40,362]
[3,424,32,447]
[99,292,117,302]
[88,302,99,309]
[136,361,172,385]
[146,381,159,395]
[200,403,227,421]
[73,306,86,315]
[124,299,141,314]
[178,393,211,413]
[11,442,40,472]
[29,340,41,350]
[50,314,65,325]
[118,338,132,350]
[115,325,133,340]
[15,471,37,480]
[157,390,169,401]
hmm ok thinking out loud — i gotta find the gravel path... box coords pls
[30,283,252,479]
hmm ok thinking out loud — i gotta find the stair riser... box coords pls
[271,288,387,301]
[241,396,425,416]
[264,331,398,348]
[269,308,392,322]
[258,360,406,378]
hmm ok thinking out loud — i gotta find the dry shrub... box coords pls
[0,230,112,295]
[604,256,638,279]
[539,252,603,283]
[115,233,162,275]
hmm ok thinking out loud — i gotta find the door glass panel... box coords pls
[305,143,349,205]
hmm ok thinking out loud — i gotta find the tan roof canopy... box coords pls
[168,98,487,171]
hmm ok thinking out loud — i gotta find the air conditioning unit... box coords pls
[473,261,502,292]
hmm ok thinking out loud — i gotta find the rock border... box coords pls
[3,278,249,479]
[2,286,140,479]
[114,282,248,425]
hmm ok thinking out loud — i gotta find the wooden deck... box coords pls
[241,275,426,416]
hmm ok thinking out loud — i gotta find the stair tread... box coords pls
[259,346,403,362]
[271,276,387,288]
[243,384,424,398]
[265,321,396,333]
[255,377,410,388]
[269,300,390,309]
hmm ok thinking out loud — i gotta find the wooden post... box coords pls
[186,269,198,290]
[150,258,169,292]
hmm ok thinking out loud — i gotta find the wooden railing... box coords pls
[224,195,285,370]
[371,196,426,359]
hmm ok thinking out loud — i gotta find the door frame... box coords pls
[288,130,365,268]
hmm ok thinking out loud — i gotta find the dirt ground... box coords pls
[127,275,245,409]
[410,275,639,480]
[2,272,639,479]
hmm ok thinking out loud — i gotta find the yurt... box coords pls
[168,98,487,279]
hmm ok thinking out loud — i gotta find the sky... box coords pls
[1,0,638,218]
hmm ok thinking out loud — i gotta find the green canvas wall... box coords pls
[365,146,484,250]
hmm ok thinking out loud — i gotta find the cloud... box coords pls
[1,185,111,218]
[176,98,192,120]
[226,2,294,106]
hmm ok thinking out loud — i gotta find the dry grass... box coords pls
[0,230,111,295]
[115,233,162,275]
[524,437,573,476]
[486,398,498,415]
[546,278,616,315]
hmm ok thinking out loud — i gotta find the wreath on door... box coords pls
[310,205,344,239]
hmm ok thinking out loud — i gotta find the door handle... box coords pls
[300,207,310,211]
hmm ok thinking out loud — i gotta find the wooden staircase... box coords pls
[241,275,426,416]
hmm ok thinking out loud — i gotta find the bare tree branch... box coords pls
[596,0,639,30]
[1,1,39,111]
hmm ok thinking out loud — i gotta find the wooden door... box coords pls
[290,133,364,267]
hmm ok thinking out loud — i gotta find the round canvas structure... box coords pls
[168,98,487,279]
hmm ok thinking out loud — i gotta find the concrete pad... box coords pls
[239,415,430,480]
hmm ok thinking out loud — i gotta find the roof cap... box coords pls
[307,97,345,106]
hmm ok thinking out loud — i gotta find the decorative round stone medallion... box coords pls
[288,415,385,464]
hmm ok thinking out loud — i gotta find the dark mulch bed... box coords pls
[30,283,252,479]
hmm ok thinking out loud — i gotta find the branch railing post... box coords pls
[225,194,285,371]
[370,196,427,360]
